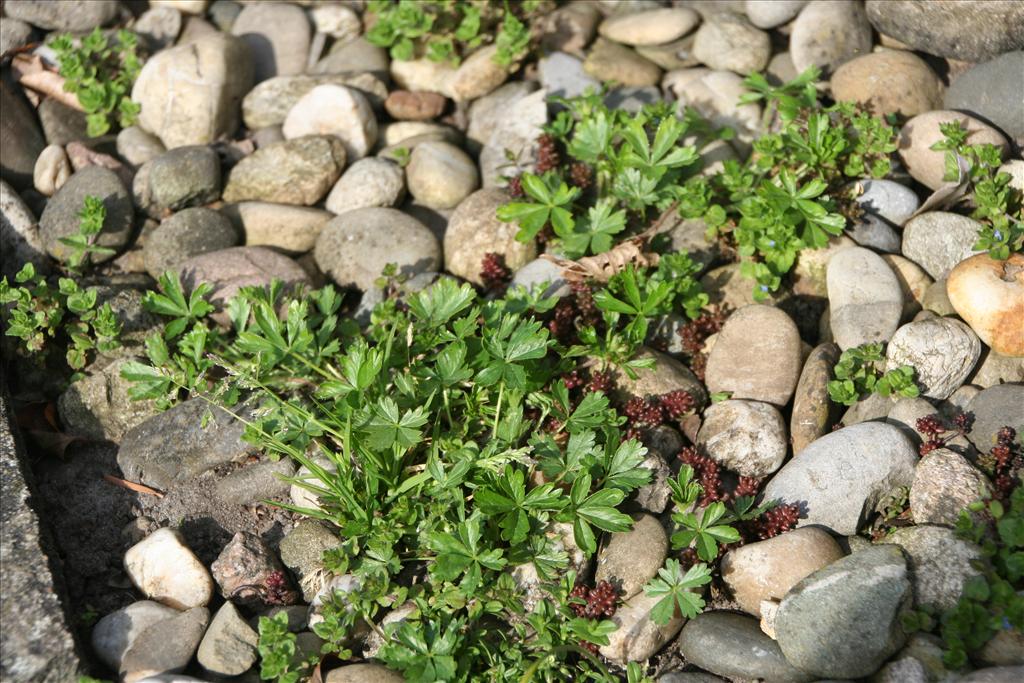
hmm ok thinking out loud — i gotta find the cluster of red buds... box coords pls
[750,504,800,540]
[917,411,973,456]
[569,580,619,654]
[679,446,724,506]
[982,426,1021,500]
[535,134,561,174]
[506,174,524,198]
[677,305,731,381]
[569,161,593,190]
[480,252,512,294]
[548,281,601,343]
[623,390,697,441]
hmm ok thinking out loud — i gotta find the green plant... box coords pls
[940,488,1024,669]
[827,343,919,406]
[257,611,318,683]
[59,195,116,273]
[675,68,899,299]
[366,0,538,66]
[1,262,120,373]
[498,96,705,260]
[50,28,142,137]
[931,121,1024,260]
[643,558,712,625]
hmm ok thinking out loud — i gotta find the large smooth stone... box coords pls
[314,207,440,291]
[945,51,1024,143]
[92,601,179,672]
[790,0,872,75]
[827,246,902,350]
[865,0,1024,62]
[443,188,536,286]
[595,514,668,601]
[231,1,310,82]
[704,305,802,407]
[831,50,942,117]
[598,592,687,664]
[222,136,347,206]
[761,423,918,535]
[598,7,699,47]
[132,34,254,149]
[775,545,911,679]
[884,525,982,611]
[39,166,133,264]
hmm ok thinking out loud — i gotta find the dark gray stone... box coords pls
[39,166,134,264]
[214,458,295,505]
[0,385,83,682]
[144,207,239,280]
[966,384,1024,453]
[120,607,209,681]
[946,52,1024,144]
[116,398,255,490]
[865,0,1024,62]
[145,146,222,216]
[677,611,813,683]
[847,213,901,253]
[279,520,342,601]
[38,98,89,147]
[0,78,46,190]
[775,545,912,679]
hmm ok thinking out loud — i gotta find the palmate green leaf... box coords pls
[601,438,650,492]
[643,559,711,625]
[428,513,506,592]
[407,279,475,327]
[568,110,614,164]
[364,397,428,452]
[475,466,566,544]
[566,473,633,554]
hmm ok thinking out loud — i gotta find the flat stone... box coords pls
[704,305,802,407]
[827,246,902,350]
[1,179,48,280]
[911,448,996,527]
[314,207,441,291]
[790,343,841,453]
[117,398,254,490]
[609,347,707,408]
[899,111,1008,191]
[744,0,807,28]
[595,514,667,600]
[790,0,872,75]
[325,663,404,683]
[599,591,686,664]
[242,73,388,130]
[444,188,536,286]
[584,38,663,88]
[92,601,179,672]
[966,384,1024,453]
[132,34,253,150]
[232,1,310,82]
[120,607,209,683]
[57,357,160,441]
[761,422,918,535]
[678,611,814,683]
[222,201,331,255]
[902,212,986,280]
[384,90,446,121]
[946,51,1024,144]
[598,7,699,46]
[831,51,943,118]
[692,12,770,75]
[222,135,347,206]
[39,166,133,264]
[775,545,911,679]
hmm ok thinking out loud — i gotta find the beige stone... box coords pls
[831,51,943,117]
[721,527,844,616]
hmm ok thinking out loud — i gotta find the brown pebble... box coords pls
[384,90,447,121]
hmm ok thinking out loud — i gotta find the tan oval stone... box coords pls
[721,527,844,617]
[881,253,933,321]
[704,305,803,407]
[595,514,667,600]
[444,188,535,285]
[607,347,707,408]
[899,110,1008,191]
[831,50,943,117]
[947,253,1024,357]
